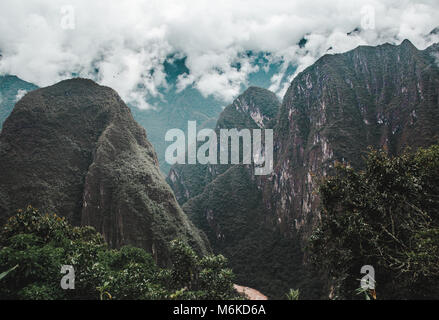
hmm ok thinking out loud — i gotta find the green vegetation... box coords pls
[0,265,18,281]
[0,206,239,300]
[0,78,208,264]
[309,144,439,299]
[170,87,325,299]
[286,289,300,300]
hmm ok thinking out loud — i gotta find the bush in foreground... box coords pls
[309,145,439,299]
[0,206,239,300]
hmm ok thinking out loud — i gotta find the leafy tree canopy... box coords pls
[0,206,239,300]
[309,144,439,299]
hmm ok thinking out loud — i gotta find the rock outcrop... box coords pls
[265,40,439,238]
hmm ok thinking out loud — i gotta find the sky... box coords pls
[0,0,438,109]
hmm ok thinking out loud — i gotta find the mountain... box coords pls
[0,75,38,130]
[0,78,208,264]
[131,54,296,174]
[167,39,439,298]
[167,86,280,205]
[265,39,439,239]
[167,87,322,299]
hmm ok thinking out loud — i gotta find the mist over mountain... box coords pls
[1,2,439,172]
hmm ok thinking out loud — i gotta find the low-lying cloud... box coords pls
[0,0,438,108]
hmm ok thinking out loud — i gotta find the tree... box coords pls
[0,206,239,300]
[309,145,439,299]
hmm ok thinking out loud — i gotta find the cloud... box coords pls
[15,89,28,102]
[0,0,438,107]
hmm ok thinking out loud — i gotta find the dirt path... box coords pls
[233,284,268,300]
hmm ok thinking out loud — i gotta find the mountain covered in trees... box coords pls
[168,39,439,298]
[266,39,439,239]
[0,79,207,265]
[1,38,439,300]
[167,87,322,298]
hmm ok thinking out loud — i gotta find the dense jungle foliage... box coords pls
[309,144,439,299]
[0,206,239,300]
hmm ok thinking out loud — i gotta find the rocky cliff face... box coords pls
[264,40,439,238]
[167,88,316,299]
[0,78,208,264]
[167,86,280,205]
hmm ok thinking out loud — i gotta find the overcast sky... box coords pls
[0,0,438,109]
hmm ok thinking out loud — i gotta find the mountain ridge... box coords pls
[168,39,439,297]
[265,39,439,239]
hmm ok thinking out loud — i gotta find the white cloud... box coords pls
[0,0,438,107]
[15,89,28,102]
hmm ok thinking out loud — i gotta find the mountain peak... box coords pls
[400,38,417,50]
[0,79,208,262]
[216,86,280,131]
[429,27,439,35]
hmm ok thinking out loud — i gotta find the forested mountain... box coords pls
[0,75,38,130]
[266,39,439,239]
[168,39,439,298]
[0,78,208,265]
[0,54,296,175]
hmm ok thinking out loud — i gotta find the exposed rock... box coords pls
[233,284,268,300]
[167,40,439,298]
[167,87,280,205]
[265,40,439,239]
[167,87,314,299]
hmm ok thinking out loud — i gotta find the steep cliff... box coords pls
[132,54,297,174]
[167,86,279,205]
[167,88,318,298]
[0,78,208,264]
[265,39,439,238]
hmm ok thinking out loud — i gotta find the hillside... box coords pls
[0,78,208,264]
[167,87,323,298]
